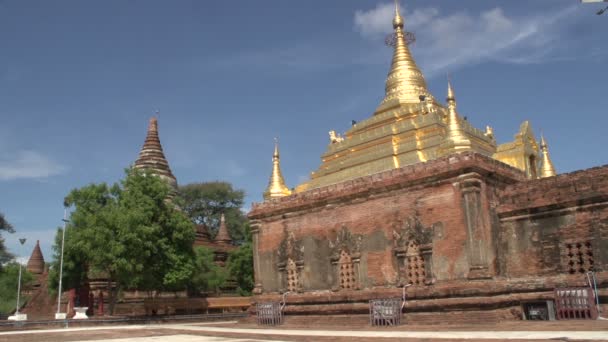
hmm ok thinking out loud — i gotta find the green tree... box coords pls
[47,225,88,296]
[226,242,254,296]
[177,182,248,243]
[0,263,33,314]
[49,168,196,314]
[189,246,227,296]
[0,212,15,269]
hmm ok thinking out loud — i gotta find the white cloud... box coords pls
[354,3,581,76]
[354,4,438,37]
[0,150,67,181]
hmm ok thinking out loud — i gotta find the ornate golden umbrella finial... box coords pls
[378,0,430,110]
[539,134,557,178]
[264,138,292,200]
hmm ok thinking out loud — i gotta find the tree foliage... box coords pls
[226,242,254,296]
[49,168,195,314]
[0,263,33,314]
[189,246,227,295]
[177,182,248,243]
[0,212,15,269]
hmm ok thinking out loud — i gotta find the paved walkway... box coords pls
[85,336,287,342]
[1,321,607,341]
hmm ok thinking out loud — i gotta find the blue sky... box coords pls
[1,0,607,261]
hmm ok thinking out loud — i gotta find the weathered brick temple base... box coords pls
[248,4,607,321]
[249,153,607,320]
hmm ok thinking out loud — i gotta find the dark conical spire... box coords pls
[26,240,45,274]
[133,117,178,190]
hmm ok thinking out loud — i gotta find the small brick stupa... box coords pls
[26,240,45,275]
[215,213,232,246]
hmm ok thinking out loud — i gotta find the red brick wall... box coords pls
[497,164,608,278]
[250,153,524,294]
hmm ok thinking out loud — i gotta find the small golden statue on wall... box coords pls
[329,130,344,144]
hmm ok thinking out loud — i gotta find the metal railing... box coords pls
[256,292,289,326]
[554,287,599,320]
[369,284,411,326]
[370,298,402,326]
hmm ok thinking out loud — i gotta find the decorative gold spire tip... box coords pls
[273,137,279,159]
[264,138,292,200]
[393,0,404,28]
[438,79,472,155]
[447,77,455,103]
[539,134,556,178]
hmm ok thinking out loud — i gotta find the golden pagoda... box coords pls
[295,2,496,192]
[265,1,553,197]
[263,139,292,200]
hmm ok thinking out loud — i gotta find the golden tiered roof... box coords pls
[133,117,178,191]
[263,2,557,198]
[294,3,496,193]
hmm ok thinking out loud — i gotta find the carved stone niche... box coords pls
[277,230,304,293]
[329,226,363,291]
[393,216,434,286]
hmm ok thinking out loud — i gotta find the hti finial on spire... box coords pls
[273,137,279,159]
[393,0,404,29]
[378,0,430,110]
[447,74,456,104]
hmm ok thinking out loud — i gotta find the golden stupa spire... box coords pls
[439,79,472,155]
[263,138,292,200]
[539,134,556,178]
[378,0,430,109]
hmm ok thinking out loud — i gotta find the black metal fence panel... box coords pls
[256,302,283,326]
[369,298,402,326]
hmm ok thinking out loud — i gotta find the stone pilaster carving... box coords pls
[250,221,263,295]
[393,215,434,286]
[277,230,304,293]
[459,173,493,279]
[329,226,362,291]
